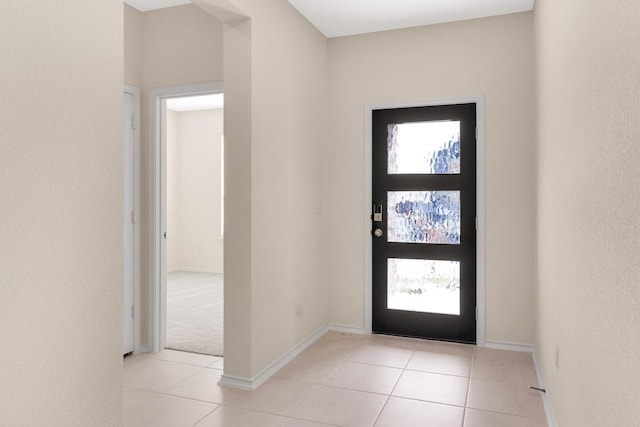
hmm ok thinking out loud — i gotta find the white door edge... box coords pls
[363,95,486,346]
[148,82,224,353]
[124,85,142,353]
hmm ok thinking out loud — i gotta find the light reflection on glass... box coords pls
[387,258,460,315]
[388,191,460,244]
[388,121,460,174]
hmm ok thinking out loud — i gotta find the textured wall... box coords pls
[141,5,223,89]
[0,1,123,425]
[220,0,330,379]
[327,13,536,344]
[535,0,640,424]
[124,4,143,87]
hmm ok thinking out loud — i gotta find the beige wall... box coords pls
[141,5,223,89]
[124,4,142,87]
[167,109,180,271]
[167,108,224,273]
[221,13,253,378]
[535,0,640,425]
[327,13,536,344]
[220,0,330,379]
[0,2,123,425]
[121,3,225,94]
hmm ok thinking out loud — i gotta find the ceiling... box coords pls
[125,0,535,38]
[125,0,191,12]
[288,0,535,38]
[166,94,224,112]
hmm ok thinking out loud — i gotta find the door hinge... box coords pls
[131,116,136,130]
[131,304,135,319]
[475,216,478,230]
[475,306,478,321]
[131,210,135,225]
[475,126,478,140]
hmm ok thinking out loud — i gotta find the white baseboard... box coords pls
[485,340,557,427]
[484,340,536,353]
[169,267,224,274]
[219,324,329,391]
[327,323,367,335]
[531,349,559,427]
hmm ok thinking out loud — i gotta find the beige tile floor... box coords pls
[123,332,548,427]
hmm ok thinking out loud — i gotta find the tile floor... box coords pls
[123,332,548,427]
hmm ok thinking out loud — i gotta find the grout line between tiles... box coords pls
[190,404,221,427]
[461,346,477,426]
[155,366,211,395]
[369,395,391,427]
[383,394,466,410]
[127,337,546,426]
[124,385,220,407]
[320,357,347,386]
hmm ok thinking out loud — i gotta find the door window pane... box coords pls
[387,258,460,315]
[388,121,460,174]
[388,191,460,244]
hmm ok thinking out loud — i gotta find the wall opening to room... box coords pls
[164,92,224,357]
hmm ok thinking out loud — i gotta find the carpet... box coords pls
[166,271,223,356]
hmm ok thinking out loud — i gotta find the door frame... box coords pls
[364,95,486,346]
[124,84,142,353]
[147,82,224,353]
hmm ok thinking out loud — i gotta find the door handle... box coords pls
[373,228,383,238]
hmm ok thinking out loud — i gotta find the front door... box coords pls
[372,103,477,343]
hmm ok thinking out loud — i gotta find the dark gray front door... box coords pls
[371,103,477,343]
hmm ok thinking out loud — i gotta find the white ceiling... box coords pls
[167,93,224,112]
[124,0,535,38]
[125,0,191,12]
[287,0,535,38]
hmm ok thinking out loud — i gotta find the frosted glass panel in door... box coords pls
[387,258,460,315]
[387,191,461,244]
[388,121,460,174]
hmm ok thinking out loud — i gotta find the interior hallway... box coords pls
[123,332,546,426]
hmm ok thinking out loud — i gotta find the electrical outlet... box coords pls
[554,344,560,370]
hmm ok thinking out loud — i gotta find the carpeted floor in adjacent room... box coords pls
[166,271,223,357]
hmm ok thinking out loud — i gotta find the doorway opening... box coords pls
[165,93,224,356]
[148,83,224,357]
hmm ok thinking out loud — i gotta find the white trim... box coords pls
[167,267,224,274]
[484,340,535,353]
[532,349,559,427]
[124,84,143,354]
[485,340,558,427]
[364,106,373,335]
[219,324,329,390]
[328,323,367,335]
[364,95,486,345]
[134,344,150,355]
[148,82,224,353]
